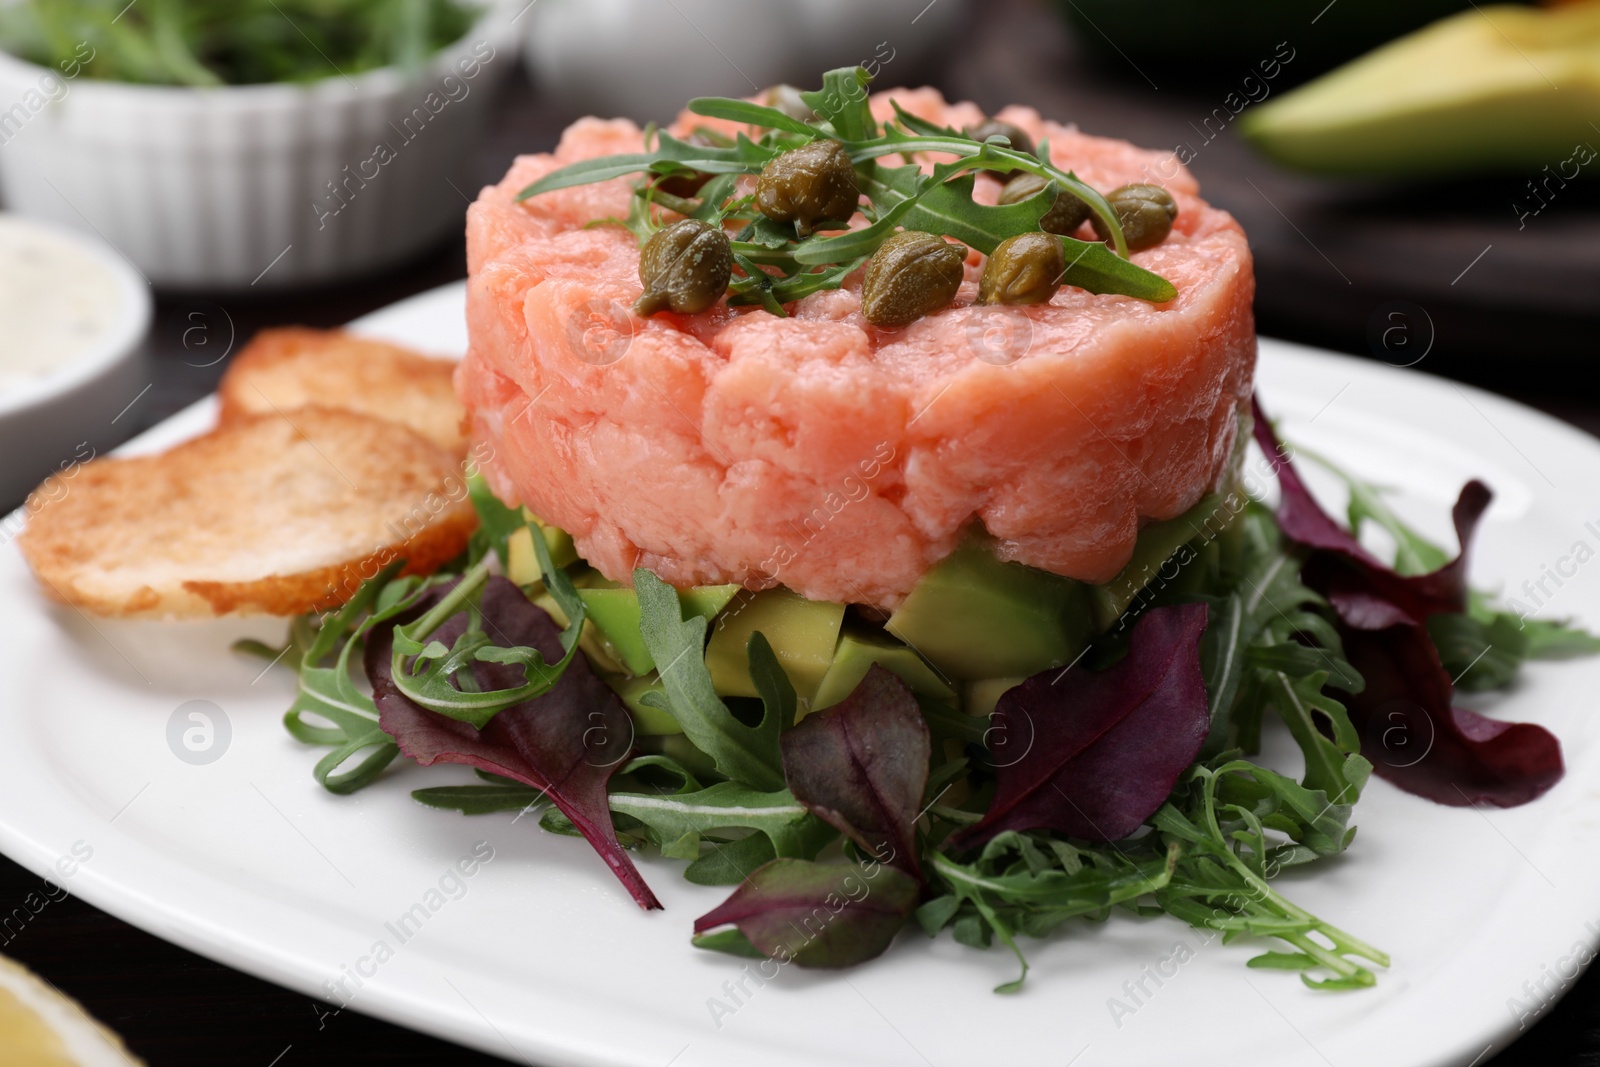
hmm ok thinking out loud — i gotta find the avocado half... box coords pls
[1240,3,1600,177]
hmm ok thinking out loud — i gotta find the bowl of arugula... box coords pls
[0,0,521,289]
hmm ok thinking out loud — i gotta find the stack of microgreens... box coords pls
[245,397,1598,990]
[516,67,1177,320]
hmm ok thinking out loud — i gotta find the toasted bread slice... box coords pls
[17,408,475,618]
[218,327,467,456]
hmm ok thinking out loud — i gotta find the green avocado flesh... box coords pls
[579,584,742,675]
[1091,492,1233,630]
[1240,4,1600,177]
[543,483,1237,723]
[812,630,957,713]
[705,590,847,705]
[607,674,682,735]
[505,518,578,585]
[884,542,1093,681]
[964,676,1028,718]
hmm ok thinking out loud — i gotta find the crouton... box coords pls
[218,327,467,456]
[17,408,475,618]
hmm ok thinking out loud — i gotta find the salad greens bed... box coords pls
[0,0,478,87]
[244,401,1598,991]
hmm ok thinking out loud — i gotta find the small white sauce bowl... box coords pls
[0,215,149,509]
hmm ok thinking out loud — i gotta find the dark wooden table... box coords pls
[6,1,1600,1063]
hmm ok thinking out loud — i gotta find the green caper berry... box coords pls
[979,232,1065,306]
[655,133,716,198]
[860,230,966,327]
[1090,183,1178,251]
[755,139,860,238]
[765,84,818,123]
[965,118,1035,176]
[997,172,1093,236]
[965,118,1034,157]
[634,218,732,316]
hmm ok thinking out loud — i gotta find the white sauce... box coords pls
[0,216,127,395]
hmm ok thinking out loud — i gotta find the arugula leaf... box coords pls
[1054,237,1179,302]
[1258,669,1365,803]
[888,99,960,139]
[1194,503,1365,803]
[1153,761,1388,989]
[276,561,423,794]
[747,632,798,733]
[467,473,524,567]
[388,542,588,727]
[634,570,786,790]
[1427,611,1527,691]
[411,782,545,815]
[925,837,1179,993]
[684,832,781,886]
[1523,616,1600,659]
[519,153,666,199]
[609,782,827,859]
[895,173,1051,256]
[800,66,878,142]
[790,192,926,265]
[687,96,817,136]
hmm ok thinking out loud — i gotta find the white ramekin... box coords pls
[0,2,520,289]
[0,215,149,509]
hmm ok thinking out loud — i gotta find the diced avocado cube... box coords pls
[812,629,956,715]
[705,590,845,705]
[531,592,627,676]
[657,734,721,783]
[1090,492,1234,630]
[964,677,1026,718]
[504,518,578,586]
[884,542,1092,681]
[604,673,683,735]
[579,584,741,676]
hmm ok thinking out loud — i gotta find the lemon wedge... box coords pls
[0,956,143,1066]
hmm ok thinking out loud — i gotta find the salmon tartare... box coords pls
[458,87,1254,609]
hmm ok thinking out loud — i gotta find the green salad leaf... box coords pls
[0,0,480,87]
[634,571,786,791]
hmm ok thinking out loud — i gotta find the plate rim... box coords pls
[4,280,1600,1067]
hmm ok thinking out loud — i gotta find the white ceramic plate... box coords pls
[3,281,1599,1067]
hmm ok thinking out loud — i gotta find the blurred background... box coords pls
[3,0,1600,1062]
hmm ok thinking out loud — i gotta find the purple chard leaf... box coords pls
[1253,398,1564,807]
[369,576,661,909]
[779,665,930,878]
[693,857,921,967]
[951,603,1211,851]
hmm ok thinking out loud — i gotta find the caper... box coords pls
[979,232,1065,306]
[755,139,860,238]
[765,84,818,123]
[634,218,733,316]
[997,172,1092,236]
[1090,183,1178,251]
[655,133,716,198]
[860,230,966,327]
[966,118,1034,157]
[965,118,1034,176]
